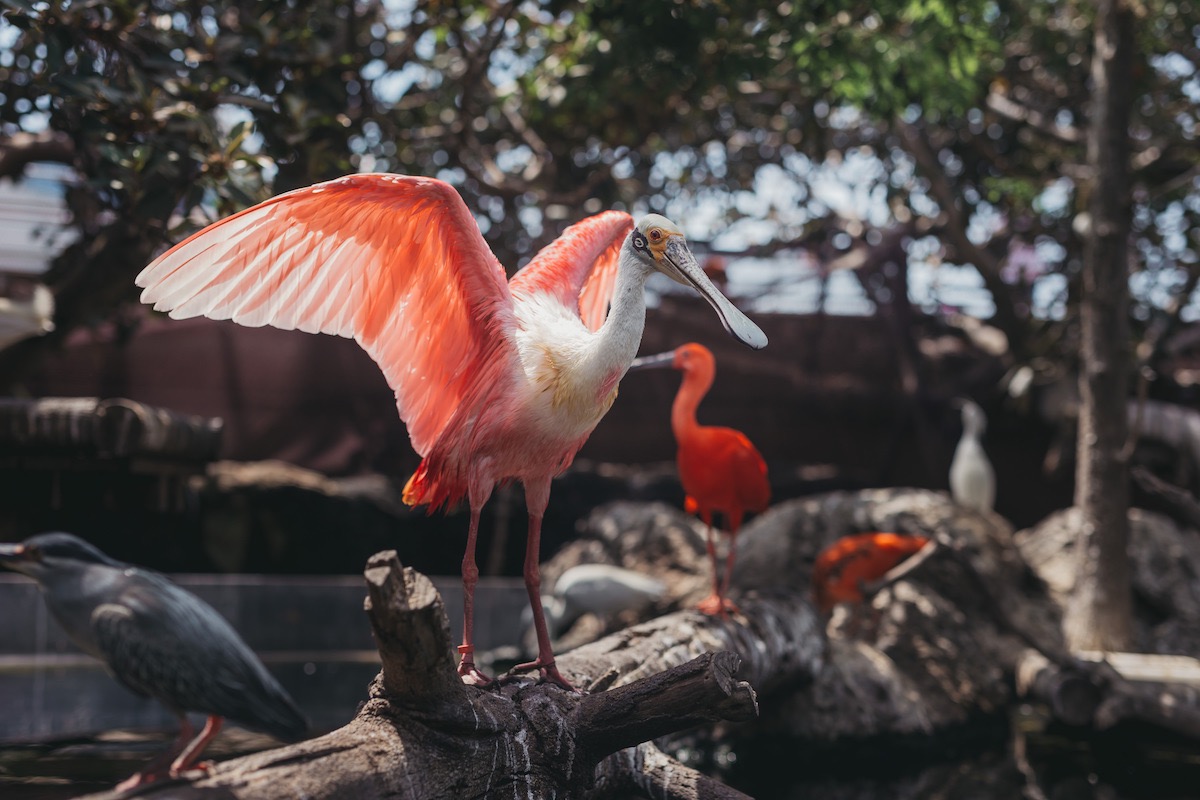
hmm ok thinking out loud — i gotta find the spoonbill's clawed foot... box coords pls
[697,594,739,617]
[457,645,493,686]
[509,658,581,692]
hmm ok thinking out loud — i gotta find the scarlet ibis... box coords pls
[535,563,667,639]
[949,398,995,512]
[135,174,766,690]
[630,342,770,616]
[0,533,307,790]
[811,532,931,614]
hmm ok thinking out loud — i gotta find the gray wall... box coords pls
[0,573,528,743]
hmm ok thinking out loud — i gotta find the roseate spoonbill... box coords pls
[528,563,667,639]
[135,173,767,689]
[949,399,995,512]
[0,533,307,791]
[812,532,931,613]
[629,342,770,616]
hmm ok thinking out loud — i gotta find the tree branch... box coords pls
[986,91,1084,145]
[1131,465,1200,532]
[898,120,1026,357]
[0,131,75,179]
[362,551,468,707]
[590,742,753,800]
[575,651,757,756]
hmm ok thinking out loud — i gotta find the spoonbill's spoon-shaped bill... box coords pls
[637,217,767,351]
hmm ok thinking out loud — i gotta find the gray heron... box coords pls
[0,532,308,790]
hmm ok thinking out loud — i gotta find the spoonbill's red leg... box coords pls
[510,481,577,691]
[458,494,492,686]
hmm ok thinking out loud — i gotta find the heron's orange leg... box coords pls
[114,715,195,791]
[169,715,222,777]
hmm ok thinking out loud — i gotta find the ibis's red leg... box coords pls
[457,498,492,686]
[717,512,743,615]
[510,481,577,691]
[115,715,196,791]
[697,510,727,616]
[169,715,222,777]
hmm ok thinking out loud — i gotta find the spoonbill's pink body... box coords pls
[136,173,766,689]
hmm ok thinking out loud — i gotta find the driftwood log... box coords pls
[81,549,824,800]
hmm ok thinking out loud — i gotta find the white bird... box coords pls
[949,398,996,512]
[530,563,668,640]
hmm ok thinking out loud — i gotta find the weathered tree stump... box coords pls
[81,549,826,800]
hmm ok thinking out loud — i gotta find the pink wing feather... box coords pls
[509,210,632,331]
[136,173,516,457]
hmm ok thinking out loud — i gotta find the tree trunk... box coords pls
[1065,0,1136,651]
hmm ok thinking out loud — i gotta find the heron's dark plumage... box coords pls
[89,570,308,740]
[21,531,123,567]
[1,532,307,742]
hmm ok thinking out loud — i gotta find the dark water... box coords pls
[0,728,282,799]
[4,709,1200,799]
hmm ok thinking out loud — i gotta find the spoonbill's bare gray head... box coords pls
[629,214,768,350]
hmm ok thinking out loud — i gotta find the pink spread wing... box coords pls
[509,211,632,331]
[135,173,516,457]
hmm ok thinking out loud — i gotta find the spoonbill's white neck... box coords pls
[587,241,655,379]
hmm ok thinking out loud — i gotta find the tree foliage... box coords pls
[0,0,371,340]
[0,0,1196,387]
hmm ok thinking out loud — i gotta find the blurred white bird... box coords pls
[528,563,668,640]
[950,398,995,512]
